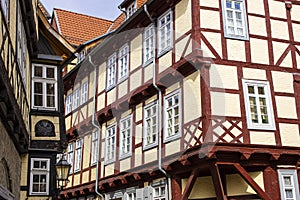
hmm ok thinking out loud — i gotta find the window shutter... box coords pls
[144,186,154,200]
[136,188,143,200]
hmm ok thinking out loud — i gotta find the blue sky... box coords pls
[41,0,123,20]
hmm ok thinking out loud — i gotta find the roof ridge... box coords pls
[53,8,113,23]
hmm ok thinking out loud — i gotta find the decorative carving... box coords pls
[35,120,55,137]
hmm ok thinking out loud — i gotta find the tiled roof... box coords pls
[110,13,126,31]
[53,9,113,46]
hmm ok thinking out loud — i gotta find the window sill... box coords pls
[143,59,154,68]
[104,159,115,165]
[224,34,249,41]
[119,153,132,161]
[106,85,116,92]
[143,143,158,151]
[158,47,173,58]
[164,133,181,143]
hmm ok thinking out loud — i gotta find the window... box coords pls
[73,88,80,109]
[67,143,74,173]
[118,44,129,82]
[74,139,82,172]
[65,94,72,114]
[126,2,136,19]
[81,82,88,104]
[278,169,300,200]
[158,10,173,55]
[124,192,136,200]
[91,131,99,165]
[242,80,275,130]
[143,24,154,65]
[221,0,248,40]
[164,90,181,142]
[29,158,50,195]
[1,0,9,22]
[32,64,57,110]
[153,181,167,200]
[105,125,116,164]
[120,116,132,158]
[106,53,116,90]
[77,50,85,64]
[143,102,158,149]
[17,3,27,85]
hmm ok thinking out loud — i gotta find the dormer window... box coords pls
[126,1,136,19]
[77,50,86,64]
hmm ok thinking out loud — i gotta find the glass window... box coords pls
[118,44,129,82]
[158,10,173,55]
[32,65,57,110]
[74,139,82,172]
[91,131,99,165]
[30,158,50,195]
[164,90,181,142]
[120,116,132,158]
[143,24,154,65]
[278,169,300,200]
[126,2,136,19]
[67,143,74,174]
[105,125,116,164]
[65,94,72,114]
[222,0,249,40]
[73,88,80,109]
[81,82,88,104]
[242,80,275,130]
[144,102,158,149]
[106,54,116,90]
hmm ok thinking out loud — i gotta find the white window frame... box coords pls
[158,9,173,56]
[65,94,72,114]
[221,0,249,40]
[67,143,74,174]
[81,82,88,104]
[164,89,182,142]
[118,44,129,82]
[119,115,132,159]
[105,124,116,164]
[74,139,82,172]
[106,53,117,90]
[152,180,168,200]
[126,1,136,19]
[242,79,275,130]
[32,64,58,110]
[73,88,80,109]
[143,101,158,150]
[29,158,50,195]
[91,131,99,165]
[77,50,86,64]
[278,169,300,200]
[143,24,154,65]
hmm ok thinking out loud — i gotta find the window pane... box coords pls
[46,68,55,78]
[284,176,292,186]
[34,82,43,93]
[234,2,241,10]
[226,0,232,8]
[33,161,39,168]
[258,86,265,95]
[34,95,43,106]
[34,67,43,77]
[248,86,254,94]
[285,189,294,198]
[46,83,54,95]
[47,96,55,107]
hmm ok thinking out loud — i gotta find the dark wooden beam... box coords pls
[233,163,272,200]
[181,168,199,200]
[209,162,227,200]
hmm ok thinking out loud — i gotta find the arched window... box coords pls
[35,120,55,137]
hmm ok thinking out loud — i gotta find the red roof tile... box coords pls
[110,13,126,31]
[53,9,113,46]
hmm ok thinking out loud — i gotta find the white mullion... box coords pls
[254,85,262,125]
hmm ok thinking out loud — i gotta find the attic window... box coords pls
[126,1,136,19]
[77,50,86,64]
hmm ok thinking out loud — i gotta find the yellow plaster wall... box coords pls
[135,103,143,122]
[165,139,180,156]
[158,51,172,73]
[227,172,264,196]
[144,148,157,163]
[73,174,80,186]
[135,147,142,166]
[88,101,94,118]
[144,63,154,83]
[107,88,116,105]
[118,80,128,98]
[166,82,180,95]
[88,72,94,99]
[200,0,219,8]
[250,38,269,65]
[247,0,265,15]
[201,32,222,59]
[120,157,131,172]
[105,164,115,176]
[272,71,294,93]
[200,10,220,30]
[182,176,216,199]
[211,92,241,117]
[279,123,300,147]
[175,0,192,40]
[130,70,142,91]
[65,116,71,130]
[121,110,132,119]
[183,71,201,123]
[79,105,87,123]
[31,116,60,140]
[271,20,289,41]
[97,93,105,111]
[83,134,91,169]
[272,42,292,68]
[275,96,297,119]
[135,124,143,144]
[130,34,142,71]
[91,167,96,181]
[248,16,267,37]
[293,23,300,42]
[268,0,286,19]
[210,65,239,89]
[175,35,192,62]
[66,176,73,188]
[82,171,89,184]
[227,39,246,62]
[250,131,276,145]
[243,68,267,80]
[291,4,300,21]
[20,154,28,185]
[145,95,158,105]
[98,63,106,92]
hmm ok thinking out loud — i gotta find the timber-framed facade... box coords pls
[61,0,300,200]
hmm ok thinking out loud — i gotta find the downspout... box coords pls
[88,55,104,200]
[118,5,127,19]
[144,5,172,200]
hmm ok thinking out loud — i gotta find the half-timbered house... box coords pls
[61,0,300,199]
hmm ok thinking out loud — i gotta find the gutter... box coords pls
[144,5,172,200]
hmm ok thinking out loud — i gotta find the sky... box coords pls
[41,0,123,20]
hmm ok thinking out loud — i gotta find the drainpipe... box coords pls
[144,5,172,200]
[88,55,104,200]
